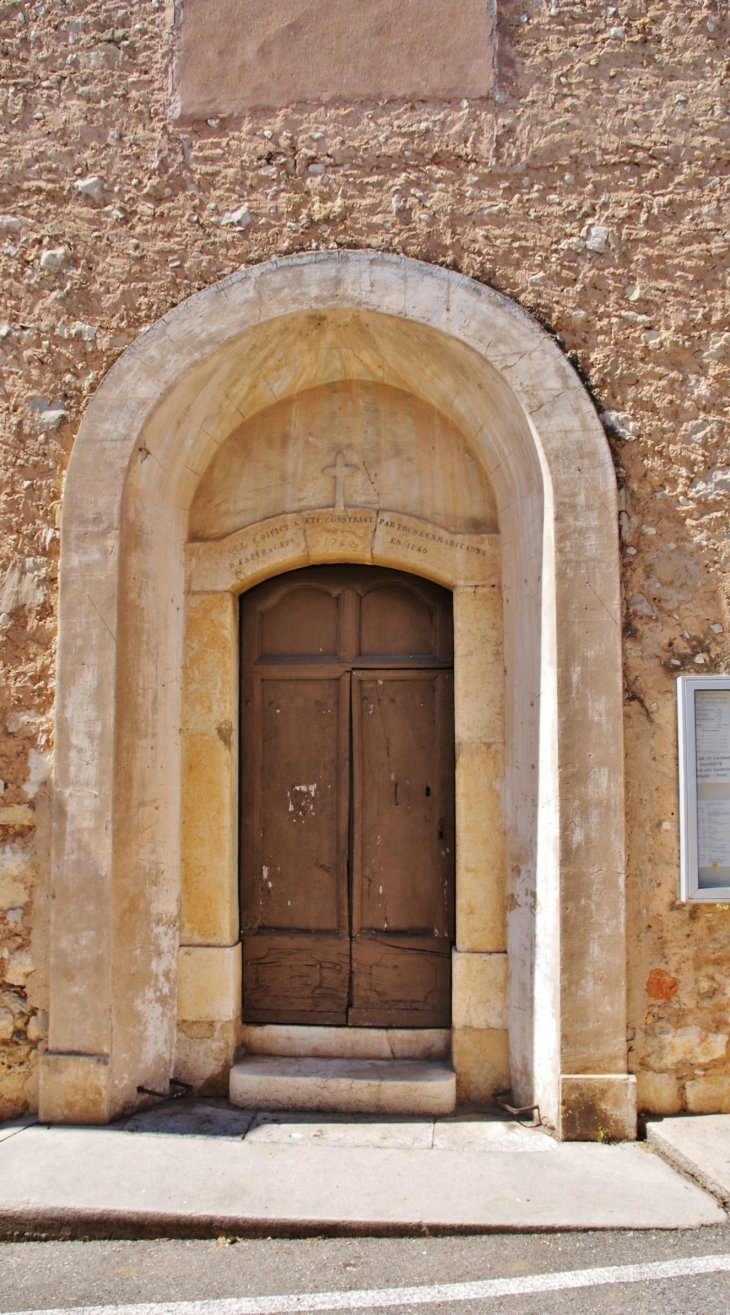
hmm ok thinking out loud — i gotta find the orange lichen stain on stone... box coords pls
[646,968,679,1001]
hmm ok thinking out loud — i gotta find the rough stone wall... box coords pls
[0,0,728,1119]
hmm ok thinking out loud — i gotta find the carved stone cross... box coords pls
[322,450,359,511]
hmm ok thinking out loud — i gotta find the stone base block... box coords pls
[452,952,507,1029]
[175,1019,238,1093]
[452,1027,509,1104]
[177,943,241,1022]
[38,1052,110,1125]
[560,1074,637,1142]
[229,1056,456,1115]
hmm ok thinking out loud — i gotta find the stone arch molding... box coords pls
[41,252,633,1140]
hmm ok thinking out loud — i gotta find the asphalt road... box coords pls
[2,1228,730,1315]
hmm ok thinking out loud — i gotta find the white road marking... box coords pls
[4,1252,730,1315]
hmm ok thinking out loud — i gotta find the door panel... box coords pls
[359,582,436,656]
[258,675,346,930]
[242,930,350,1025]
[240,670,350,1022]
[350,669,455,1027]
[261,586,340,659]
[348,935,453,1028]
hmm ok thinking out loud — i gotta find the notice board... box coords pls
[678,676,730,901]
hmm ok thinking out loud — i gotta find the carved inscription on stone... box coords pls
[186,515,308,593]
[186,508,499,594]
[374,512,498,586]
[304,509,376,563]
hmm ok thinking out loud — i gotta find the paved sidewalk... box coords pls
[0,1100,724,1238]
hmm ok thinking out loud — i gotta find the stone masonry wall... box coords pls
[0,0,728,1118]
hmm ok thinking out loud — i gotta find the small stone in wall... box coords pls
[644,1022,728,1069]
[584,223,610,254]
[39,247,69,275]
[24,749,51,800]
[690,467,730,500]
[56,321,96,342]
[601,409,639,440]
[3,948,33,986]
[0,215,21,234]
[0,1006,14,1041]
[26,397,67,431]
[628,592,656,618]
[75,174,104,204]
[646,967,679,1000]
[0,805,34,827]
[221,205,252,229]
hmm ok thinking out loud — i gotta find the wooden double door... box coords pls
[239,566,455,1028]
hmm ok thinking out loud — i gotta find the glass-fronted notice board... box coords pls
[678,676,730,901]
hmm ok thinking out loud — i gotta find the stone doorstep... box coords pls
[239,1023,451,1061]
[229,1055,456,1116]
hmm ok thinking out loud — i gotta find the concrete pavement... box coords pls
[0,1100,725,1238]
[648,1114,730,1207]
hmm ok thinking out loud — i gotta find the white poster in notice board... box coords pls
[678,675,730,901]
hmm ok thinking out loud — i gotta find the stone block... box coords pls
[181,591,238,945]
[452,951,508,1029]
[0,843,31,907]
[455,742,506,951]
[229,1055,456,1116]
[635,1070,683,1116]
[180,729,238,944]
[175,1019,238,1093]
[38,1052,110,1125]
[182,592,237,730]
[240,1024,450,1061]
[560,1074,637,1142]
[453,585,504,744]
[452,1027,510,1104]
[177,944,241,1023]
[686,1074,730,1114]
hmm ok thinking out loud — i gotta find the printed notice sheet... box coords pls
[696,688,730,884]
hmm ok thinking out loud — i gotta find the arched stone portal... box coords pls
[40,252,633,1139]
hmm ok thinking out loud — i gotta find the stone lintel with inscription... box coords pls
[186,510,499,594]
[373,512,499,587]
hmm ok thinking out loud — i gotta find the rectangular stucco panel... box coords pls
[174,0,496,116]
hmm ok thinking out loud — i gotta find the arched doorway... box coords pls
[40,252,632,1139]
[239,565,455,1029]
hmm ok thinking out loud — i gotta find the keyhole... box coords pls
[394,782,399,806]
[438,815,445,839]
[425,785,431,797]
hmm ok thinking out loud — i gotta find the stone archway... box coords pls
[41,252,632,1139]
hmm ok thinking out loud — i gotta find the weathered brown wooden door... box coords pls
[239,566,454,1027]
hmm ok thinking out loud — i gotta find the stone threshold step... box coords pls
[230,1055,456,1116]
